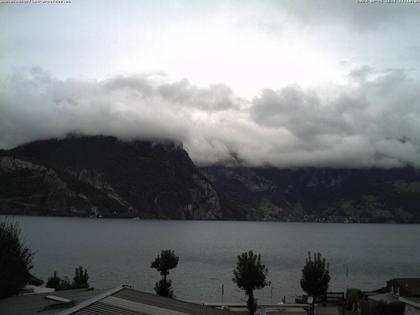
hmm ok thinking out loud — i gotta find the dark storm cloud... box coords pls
[1,67,420,168]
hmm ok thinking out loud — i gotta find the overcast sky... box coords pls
[1,0,420,168]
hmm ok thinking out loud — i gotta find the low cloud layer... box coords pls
[265,0,420,30]
[1,67,420,168]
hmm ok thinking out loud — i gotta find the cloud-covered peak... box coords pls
[1,67,420,169]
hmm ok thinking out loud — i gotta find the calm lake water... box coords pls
[3,215,420,303]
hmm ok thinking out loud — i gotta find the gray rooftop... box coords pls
[399,296,420,309]
[404,296,420,304]
[0,287,238,315]
[368,293,399,304]
[66,287,236,315]
[0,288,109,315]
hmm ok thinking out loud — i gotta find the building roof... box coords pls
[368,293,399,304]
[0,286,237,315]
[60,286,236,315]
[0,288,109,315]
[28,273,44,286]
[387,278,420,296]
[399,296,420,309]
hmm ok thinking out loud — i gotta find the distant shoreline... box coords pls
[1,213,418,224]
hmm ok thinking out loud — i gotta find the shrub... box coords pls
[45,267,90,291]
[58,277,74,290]
[0,221,34,298]
[346,288,362,311]
[73,266,89,288]
[46,271,61,289]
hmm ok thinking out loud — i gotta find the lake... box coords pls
[2,215,420,303]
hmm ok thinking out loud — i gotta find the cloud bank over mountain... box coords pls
[1,67,419,168]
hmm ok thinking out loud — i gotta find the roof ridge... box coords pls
[56,286,124,315]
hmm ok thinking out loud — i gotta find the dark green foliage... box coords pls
[151,250,179,298]
[151,249,179,277]
[0,221,33,298]
[154,279,174,298]
[73,266,89,288]
[346,288,362,310]
[300,252,330,299]
[46,271,61,289]
[232,250,268,315]
[360,300,405,315]
[45,267,89,291]
[57,277,74,290]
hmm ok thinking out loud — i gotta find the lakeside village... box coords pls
[1,221,420,315]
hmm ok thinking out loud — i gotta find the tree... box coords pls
[346,288,362,311]
[46,271,61,290]
[0,221,34,298]
[232,250,268,315]
[73,266,89,288]
[151,249,179,298]
[300,252,330,301]
[46,267,89,291]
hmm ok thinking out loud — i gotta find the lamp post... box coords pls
[307,296,314,315]
[221,283,224,304]
[270,284,273,305]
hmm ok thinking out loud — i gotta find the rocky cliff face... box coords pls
[1,135,419,222]
[201,166,420,223]
[0,136,222,219]
[0,156,95,216]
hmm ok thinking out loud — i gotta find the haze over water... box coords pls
[4,215,420,303]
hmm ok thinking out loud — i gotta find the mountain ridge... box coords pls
[1,135,419,222]
[0,135,221,219]
[201,165,420,223]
